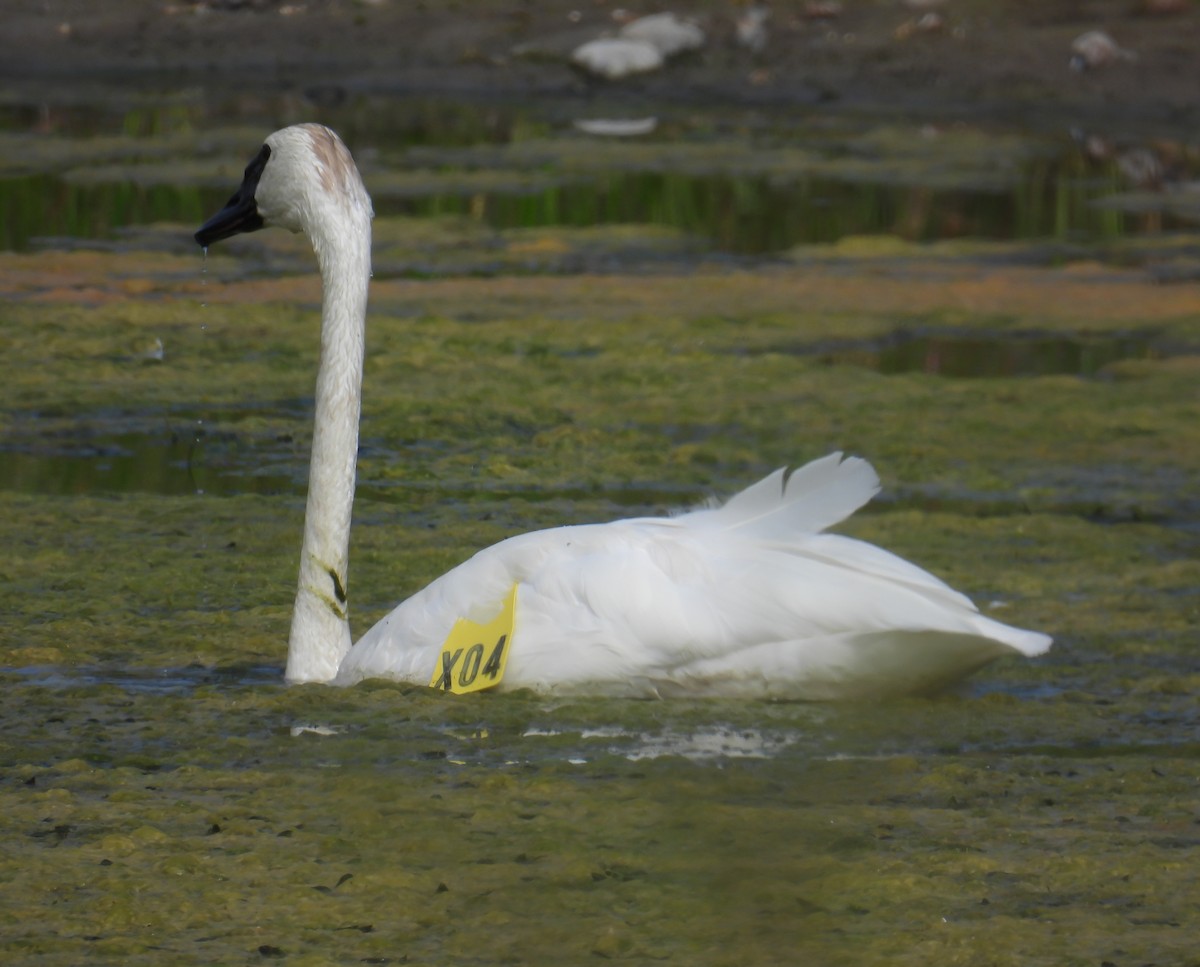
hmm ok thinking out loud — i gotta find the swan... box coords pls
[195,124,1051,699]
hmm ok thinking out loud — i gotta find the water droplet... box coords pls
[199,247,209,312]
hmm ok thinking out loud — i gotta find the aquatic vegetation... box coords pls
[0,102,1197,965]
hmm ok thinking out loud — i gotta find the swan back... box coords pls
[344,454,1051,697]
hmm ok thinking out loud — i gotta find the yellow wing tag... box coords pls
[430,584,517,694]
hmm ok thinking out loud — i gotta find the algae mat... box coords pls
[1,221,1199,965]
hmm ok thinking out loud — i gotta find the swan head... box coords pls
[195,124,372,248]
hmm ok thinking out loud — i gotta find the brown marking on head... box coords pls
[302,123,358,199]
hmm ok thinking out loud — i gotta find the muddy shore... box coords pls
[4,0,1199,131]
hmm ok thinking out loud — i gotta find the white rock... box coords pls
[619,12,705,57]
[1070,30,1136,71]
[736,4,770,53]
[571,37,665,79]
[573,117,659,136]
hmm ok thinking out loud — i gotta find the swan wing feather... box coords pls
[688,452,881,539]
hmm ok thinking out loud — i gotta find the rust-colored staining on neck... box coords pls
[302,123,357,199]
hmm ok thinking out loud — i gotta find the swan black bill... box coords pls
[194,143,271,247]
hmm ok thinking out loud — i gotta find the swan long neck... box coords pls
[285,203,371,683]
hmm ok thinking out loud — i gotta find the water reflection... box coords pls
[0,172,213,251]
[393,166,1174,254]
[522,725,800,761]
[819,331,1162,377]
[8,662,282,694]
[0,328,1171,498]
[1,95,1193,254]
[713,328,1166,377]
[2,160,1180,256]
[0,662,1057,765]
[0,427,296,496]
[10,661,1194,769]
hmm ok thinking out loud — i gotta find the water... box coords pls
[814,330,1166,377]
[2,153,1184,256]
[2,96,1196,255]
[0,329,1174,497]
[1,89,1197,967]
[388,166,1166,255]
[0,172,214,252]
[0,426,298,497]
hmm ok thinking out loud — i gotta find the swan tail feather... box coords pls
[971,615,1053,658]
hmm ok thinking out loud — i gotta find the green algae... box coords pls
[3,243,1198,966]
[2,112,1200,966]
[2,678,1198,965]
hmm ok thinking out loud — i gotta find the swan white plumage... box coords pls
[195,124,1051,699]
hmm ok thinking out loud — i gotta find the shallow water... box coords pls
[0,328,1176,497]
[3,95,1197,255]
[1,88,1198,965]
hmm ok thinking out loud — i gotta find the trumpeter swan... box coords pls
[195,124,1051,699]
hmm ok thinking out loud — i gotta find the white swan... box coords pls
[195,124,1051,699]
